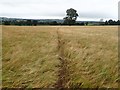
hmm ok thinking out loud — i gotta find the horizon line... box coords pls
[0,16,118,22]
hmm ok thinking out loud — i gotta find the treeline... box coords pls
[2,20,87,26]
[104,19,120,25]
[1,19,120,26]
[2,20,40,26]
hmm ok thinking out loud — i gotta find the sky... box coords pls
[0,0,119,21]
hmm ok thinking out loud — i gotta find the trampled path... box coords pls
[54,29,70,89]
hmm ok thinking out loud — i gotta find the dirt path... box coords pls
[54,29,70,89]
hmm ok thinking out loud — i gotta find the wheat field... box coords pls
[2,26,118,88]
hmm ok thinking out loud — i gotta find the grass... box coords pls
[2,26,118,88]
[0,25,2,88]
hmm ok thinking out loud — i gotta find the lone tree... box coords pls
[63,8,79,25]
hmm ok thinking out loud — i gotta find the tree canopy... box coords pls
[63,8,79,25]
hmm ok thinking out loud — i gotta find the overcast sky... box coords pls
[0,0,119,21]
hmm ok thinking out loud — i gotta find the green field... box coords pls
[2,26,118,88]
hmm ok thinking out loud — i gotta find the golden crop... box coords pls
[2,26,118,88]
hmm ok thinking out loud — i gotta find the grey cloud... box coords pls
[0,0,119,20]
[79,12,112,19]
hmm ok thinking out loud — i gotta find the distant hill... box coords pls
[0,17,100,23]
[0,17,63,23]
[4,17,119,26]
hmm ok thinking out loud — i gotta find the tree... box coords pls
[26,20,32,26]
[108,19,114,25]
[50,21,58,25]
[63,8,79,25]
[32,20,38,26]
[117,20,120,25]
[3,21,11,25]
[105,21,108,25]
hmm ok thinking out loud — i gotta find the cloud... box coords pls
[0,0,119,20]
